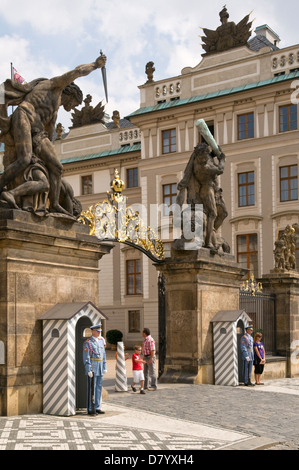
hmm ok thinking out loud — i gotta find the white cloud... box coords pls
[0,0,94,35]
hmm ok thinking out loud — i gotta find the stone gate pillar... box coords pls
[156,247,246,384]
[0,209,112,416]
[262,271,299,378]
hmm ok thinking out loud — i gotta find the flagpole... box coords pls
[10,62,14,113]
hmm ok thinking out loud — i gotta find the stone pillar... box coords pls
[157,248,246,384]
[0,209,112,416]
[262,271,299,378]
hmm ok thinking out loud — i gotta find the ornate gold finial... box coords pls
[111,169,125,193]
[240,273,263,296]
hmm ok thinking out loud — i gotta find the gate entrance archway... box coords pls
[79,169,166,373]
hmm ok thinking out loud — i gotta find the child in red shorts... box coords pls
[131,345,146,394]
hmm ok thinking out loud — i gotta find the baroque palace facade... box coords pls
[56,20,299,346]
[2,13,299,347]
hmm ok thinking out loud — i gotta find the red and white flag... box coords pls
[13,66,26,84]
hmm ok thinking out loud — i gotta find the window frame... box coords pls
[81,175,93,195]
[279,164,298,202]
[238,171,255,207]
[126,259,142,295]
[237,233,258,279]
[237,112,254,140]
[162,183,177,216]
[128,310,141,333]
[127,168,139,188]
[279,104,297,133]
[162,128,177,154]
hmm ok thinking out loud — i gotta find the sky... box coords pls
[0,0,298,131]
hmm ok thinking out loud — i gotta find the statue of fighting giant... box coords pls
[0,53,107,217]
[175,119,230,254]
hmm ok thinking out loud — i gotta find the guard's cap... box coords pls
[245,325,253,330]
[90,324,102,332]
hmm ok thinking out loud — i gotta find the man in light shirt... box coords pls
[142,328,157,390]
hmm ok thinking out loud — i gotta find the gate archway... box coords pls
[78,169,166,372]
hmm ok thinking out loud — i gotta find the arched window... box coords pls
[51,329,60,338]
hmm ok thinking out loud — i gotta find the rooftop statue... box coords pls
[0,54,107,218]
[71,94,105,128]
[201,7,253,55]
[112,110,120,128]
[145,61,155,84]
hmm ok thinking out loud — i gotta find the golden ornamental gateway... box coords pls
[78,169,165,263]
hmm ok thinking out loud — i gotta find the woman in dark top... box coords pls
[253,332,266,385]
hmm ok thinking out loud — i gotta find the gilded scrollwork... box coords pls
[78,170,164,262]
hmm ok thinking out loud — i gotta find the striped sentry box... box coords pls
[39,302,107,416]
[212,310,252,387]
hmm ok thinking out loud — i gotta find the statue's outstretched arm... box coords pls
[51,54,107,89]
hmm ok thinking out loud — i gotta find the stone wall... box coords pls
[0,209,112,416]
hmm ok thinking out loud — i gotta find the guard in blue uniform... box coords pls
[240,325,255,386]
[83,324,107,415]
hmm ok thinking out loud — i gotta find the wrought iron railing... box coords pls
[239,291,276,355]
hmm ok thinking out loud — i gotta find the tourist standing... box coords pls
[253,332,266,385]
[142,328,157,390]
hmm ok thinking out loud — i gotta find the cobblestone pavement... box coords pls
[105,378,299,450]
[0,352,299,451]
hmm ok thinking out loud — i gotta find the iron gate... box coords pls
[158,273,166,378]
[239,292,276,354]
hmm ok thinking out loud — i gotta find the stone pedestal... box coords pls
[262,271,299,378]
[0,209,112,416]
[157,248,246,384]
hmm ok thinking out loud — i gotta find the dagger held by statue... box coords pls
[100,50,108,103]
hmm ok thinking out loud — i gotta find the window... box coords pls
[237,234,258,278]
[128,310,141,333]
[237,113,254,140]
[279,104,297,132]
[280,165,298,201]
[127,168,138,188]
[238,172,255,207]
[162,129,176,154]
[126,260,142,295]
[81,175,93,195]
[163,183,177,216]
